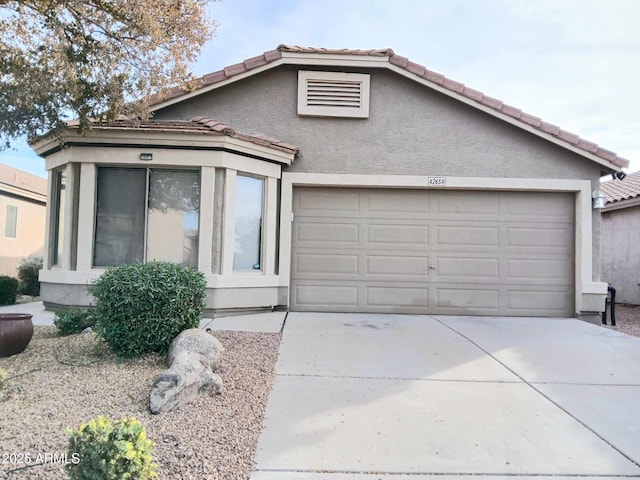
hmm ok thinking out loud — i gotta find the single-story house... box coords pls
[31,45,631,319]
[600,171,640,305]
[0,164,47,277]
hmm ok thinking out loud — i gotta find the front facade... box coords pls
[600,171,640,305]
[32,46,630,318]
[0,164,47,277]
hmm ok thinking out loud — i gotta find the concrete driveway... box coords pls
[251,313,640,479]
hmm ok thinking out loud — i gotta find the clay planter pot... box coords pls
[0,313,34,357]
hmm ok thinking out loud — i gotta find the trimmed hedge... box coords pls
[17,255,42,297]
[88,262,206,358]
[0,275,18,306]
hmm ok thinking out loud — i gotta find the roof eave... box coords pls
[32,128,296,166]
[602,195,640,212]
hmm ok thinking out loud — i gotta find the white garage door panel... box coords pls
[291,188,575,316]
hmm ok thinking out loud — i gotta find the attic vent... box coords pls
[298,71,370,118]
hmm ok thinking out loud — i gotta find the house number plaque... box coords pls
[428,176,446,186]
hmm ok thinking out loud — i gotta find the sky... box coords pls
[2,0,640,178]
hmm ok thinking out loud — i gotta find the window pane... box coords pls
[4,205,17,238]
[52,171,66,265]
[234,175,264,271]
[94,168,145,266]
[146,169,200,268]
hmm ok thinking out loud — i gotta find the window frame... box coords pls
[92,166,201,268]
[51,169,66,266]
[4,204,17,239]
[233,172,266,273]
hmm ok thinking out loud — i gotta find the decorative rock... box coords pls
[150,350,224,414]
[167,328,224,370]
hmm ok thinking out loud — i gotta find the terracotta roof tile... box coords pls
[223,62,246,77]
[442,77,465,93]
[501,104,522,119]
[244,54,269,70]
[539,121,561,135]
[480,95,503,109]
[462,87,484,102]
[82,117,299,156]
[148,45,631,170]
[389,54,409,68]
[577,138,598,153]
[600,170,640,204]
[557,129,580,145]
[405,60,426,76]
[422,69,445,85]
[520,112,542,127]
[0,163,47,196]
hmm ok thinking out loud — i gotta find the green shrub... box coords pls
[17,255,43,296]
[88,261,206,358]
[0,275,18,306]
[66,416,157,480]
[54,308,94,336]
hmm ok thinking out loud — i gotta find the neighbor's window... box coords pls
[52,170,66,265]
[4,205,17,238]
[233,174,264,271]
[93,167,200,268]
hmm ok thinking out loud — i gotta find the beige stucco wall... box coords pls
[601,205,640,304]
[0,193,46,278]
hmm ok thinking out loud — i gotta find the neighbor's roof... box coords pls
[149,44,629,171]
[601,170,640,204]
[0,163,47,197]
[66,117,299,156]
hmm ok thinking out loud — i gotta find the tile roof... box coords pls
[600,170,640,204]
[0,163,47,196]
[82,117,299,155]
[149,44,630,170]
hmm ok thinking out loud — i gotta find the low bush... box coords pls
[66,416,157,480]
[88,261,206,358]
[17,255,43,296]
[0,275,18,306]
[54,308,94,336]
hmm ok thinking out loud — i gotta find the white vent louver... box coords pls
[298,71,370,118]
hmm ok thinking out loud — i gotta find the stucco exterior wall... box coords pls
[0,193,46,277]
[155,67,602,180]
[155,65,604,281]
[601,205,640,304]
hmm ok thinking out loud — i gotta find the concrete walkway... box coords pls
[251,313,640,479]
[0,302,286,332]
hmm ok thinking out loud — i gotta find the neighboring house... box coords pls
[0,164,47,277]
[600,171,640,305]
[31,45,631,319]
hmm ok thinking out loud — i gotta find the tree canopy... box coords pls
[0,0,215,148]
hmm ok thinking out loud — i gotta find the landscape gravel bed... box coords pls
[0,327,280,480]
[603,304,640,338]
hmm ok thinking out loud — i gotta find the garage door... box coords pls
[290,187,575,316]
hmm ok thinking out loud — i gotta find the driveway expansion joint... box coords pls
[431,316,640,470]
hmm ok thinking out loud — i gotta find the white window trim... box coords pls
[298,70,370,118]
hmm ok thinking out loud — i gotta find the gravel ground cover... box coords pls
[0,327,280,480]
[603,303,640,338]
